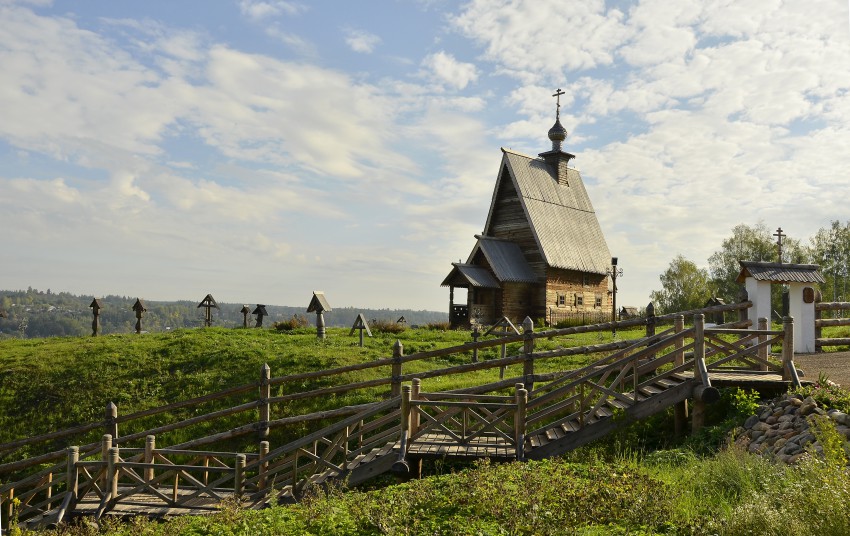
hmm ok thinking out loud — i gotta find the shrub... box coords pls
[273,315,309,332]
[793,376,850,413]
[369,318,407,334]
[425,320,451,331]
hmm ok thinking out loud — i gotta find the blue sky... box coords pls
[1,0,849,312]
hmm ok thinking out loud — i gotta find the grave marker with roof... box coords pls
[252,304,269,328]
[89,298,103,336]
[307,291,332,339]
[132,298,146,334]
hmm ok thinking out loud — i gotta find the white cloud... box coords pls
[451,0,630,81]
[421,51,478,90]
[344,28,381,53]
[238,0,304,21]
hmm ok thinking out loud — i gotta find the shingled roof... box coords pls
[468,235,538,283]
[482,148,611,275]
[736,261,825,284]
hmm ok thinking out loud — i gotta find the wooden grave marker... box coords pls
[307,291,332,339]
[89,298,103,337]
[252,304,269,328]
[349,313,373,347]
[132,298,147,334]
[197,294,219,327]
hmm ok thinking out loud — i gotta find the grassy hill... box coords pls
[2,327,850,534]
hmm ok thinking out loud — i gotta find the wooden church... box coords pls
[442,91,613,328]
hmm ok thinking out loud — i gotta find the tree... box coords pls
[649,255,713,314]
[809,220,850,303]
[707,222,809,305]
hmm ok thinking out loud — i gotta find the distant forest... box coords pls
[0,288,448,339]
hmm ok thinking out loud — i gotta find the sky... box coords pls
[1,0,849,313]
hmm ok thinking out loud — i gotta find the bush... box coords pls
[425,320,451,331]
[273,315,309,331]
[369,318,407,334]
[793,376,850,413]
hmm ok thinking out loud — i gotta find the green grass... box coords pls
[0,325,646,466]
[5,324,850,535]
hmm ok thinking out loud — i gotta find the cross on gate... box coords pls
[774,227,786,263]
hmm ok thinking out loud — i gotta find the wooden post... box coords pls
[515,384,527,461]
[107,447,119,501]
[391,340,403,397]
[259,363,271,441]
[691,398,705,433]
[738,289,749,324]
[105,402,118,443]
[66,446,79,500]
[410,378,421,434]
[758,317,769,371]
[234,454,246,497]
[782,316,796,382]
[692,314,711,434]
[144,435,155,482]
[259,441,269,491]
[645,302,657,360]
[400,385,411,441]
[814,304,822,349]
[471,325,479,363]
[101,435,112,490]
[522,317,535,391]
[673,316,688,436]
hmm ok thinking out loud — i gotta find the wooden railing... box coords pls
[815,301,850,350]
[1,301,757,527]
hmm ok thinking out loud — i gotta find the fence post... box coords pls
[782,316,797,383]
[107,446,119,501]
[391,340,404,397]
[692,314,708,434]
[757,317,769,371]
[645,302,656,338]
[259,363,271,441]
[410,378,421,434]
[738,289,749,324]
[522,317,535,391]
[471,325,480,363]
[515,384,527,461]
[144,435,155,482]
[101,434,112,490]
[673,316,688,436]
[258,441,269,491]
[234,454,246,497]
[814,300,822,348]
[105,402,118,443]
[66,446,79,500]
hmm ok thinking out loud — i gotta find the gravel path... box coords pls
[793,351,850,387]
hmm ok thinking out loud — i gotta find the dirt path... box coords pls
[793,351,850,387]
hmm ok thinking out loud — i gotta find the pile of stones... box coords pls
[734,392,850,464]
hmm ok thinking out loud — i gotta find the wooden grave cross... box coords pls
[240,305,251,328]
[197,294,219,327]
[349,313,373,347]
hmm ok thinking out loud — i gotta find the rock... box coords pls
[744,415,760,429]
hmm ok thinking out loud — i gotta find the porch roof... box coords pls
[441,263,501,289]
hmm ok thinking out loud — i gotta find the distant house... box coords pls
[442,99,612,328]
[619,306,639,320]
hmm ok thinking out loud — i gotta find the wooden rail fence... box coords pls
[815,301,850,350]
[3,300,807,530]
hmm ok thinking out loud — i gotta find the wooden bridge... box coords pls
[1,305,806,530]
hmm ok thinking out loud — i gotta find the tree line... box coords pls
[649,220,850,315]
[0,288,447,339]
